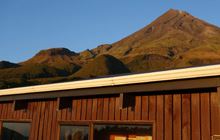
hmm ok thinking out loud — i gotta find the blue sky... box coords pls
[0,0,220,62]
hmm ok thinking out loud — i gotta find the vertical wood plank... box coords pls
[149,95,156,120]
[173,94,182,140]
[86,98,92,120]
[38,101,46,140]
[76,99,82,120]
[201,92,211,140]
[13,103,18,119]
[121,106,128,120]
[165,94,173,140]
[127,95,134,121]
[156,95,164,140]
[27,101,33,119]
[71,99,77,120]
[32,101,41,140]
[43,101,50,140]
[2,103,7,119]
[5,103,9,119]
[46,101,54,140]
[51,100,58,140]
[97,98,104,120]
[211,90,220,135]
[57,103,62,125]
[22,102,28,119]
[135,96,141,120]
[108,97,115,120]
[103,97,109,120]
[0,104,3,119]
[18,106,23,119]
[91,98,97,120]
[29,101,37,140]
[115,97,121,120]
[66,99,72,121]
[7,103,13,119]
[191,93,200,140]
[141,96,149,120]
[30,101,36,119]
[81,98,87,120]
[127,105,134,120]
[61,107,67,121]
[182,94,191,140]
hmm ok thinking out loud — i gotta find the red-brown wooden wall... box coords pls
[0,88,220,140]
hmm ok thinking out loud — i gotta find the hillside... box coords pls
[71,54,130,79]
[21,48,82,74]
[0,61,20,69]
[1,9,220,89]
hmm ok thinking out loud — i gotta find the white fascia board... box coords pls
[0,64,220,97]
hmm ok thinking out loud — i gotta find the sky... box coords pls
[0,0,220,63]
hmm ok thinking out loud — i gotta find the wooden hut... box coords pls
[0,65,220,140]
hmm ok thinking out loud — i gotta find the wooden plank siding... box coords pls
[0,88,219,140]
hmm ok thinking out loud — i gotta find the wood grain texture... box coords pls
[201,92,211,140]
[211,90,220,135]
[97,98,104,120]
[173,94,181,140]
[103,98,109,120]
[81,99,87,120]
[191,93,200,140]
[165,94,173,140]
[76,99,82,120]
[92,98,98,120]
[149,95,156,121]
[108,97,115,120]
[135,96,141,120]
[156,95,164,140]
[115,96,121,120]
[86,98,92,120]
[141,96,149,120]
[182,94,191,140]
[0,88,218,140]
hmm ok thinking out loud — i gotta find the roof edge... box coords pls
[1,64,220,97]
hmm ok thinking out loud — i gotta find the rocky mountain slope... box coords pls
[1,9,220,89]
[91,9,220,71]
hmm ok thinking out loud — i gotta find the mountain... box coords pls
[21,48,82,74]
[91,9,220,71]
[1,9,220,89]
[71,54,130,79]
[0,61,20,69]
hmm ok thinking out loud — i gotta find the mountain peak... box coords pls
[151,9,195,26]
[36,48,77,57]
[164,9,192,18]
[166,9,188,14]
